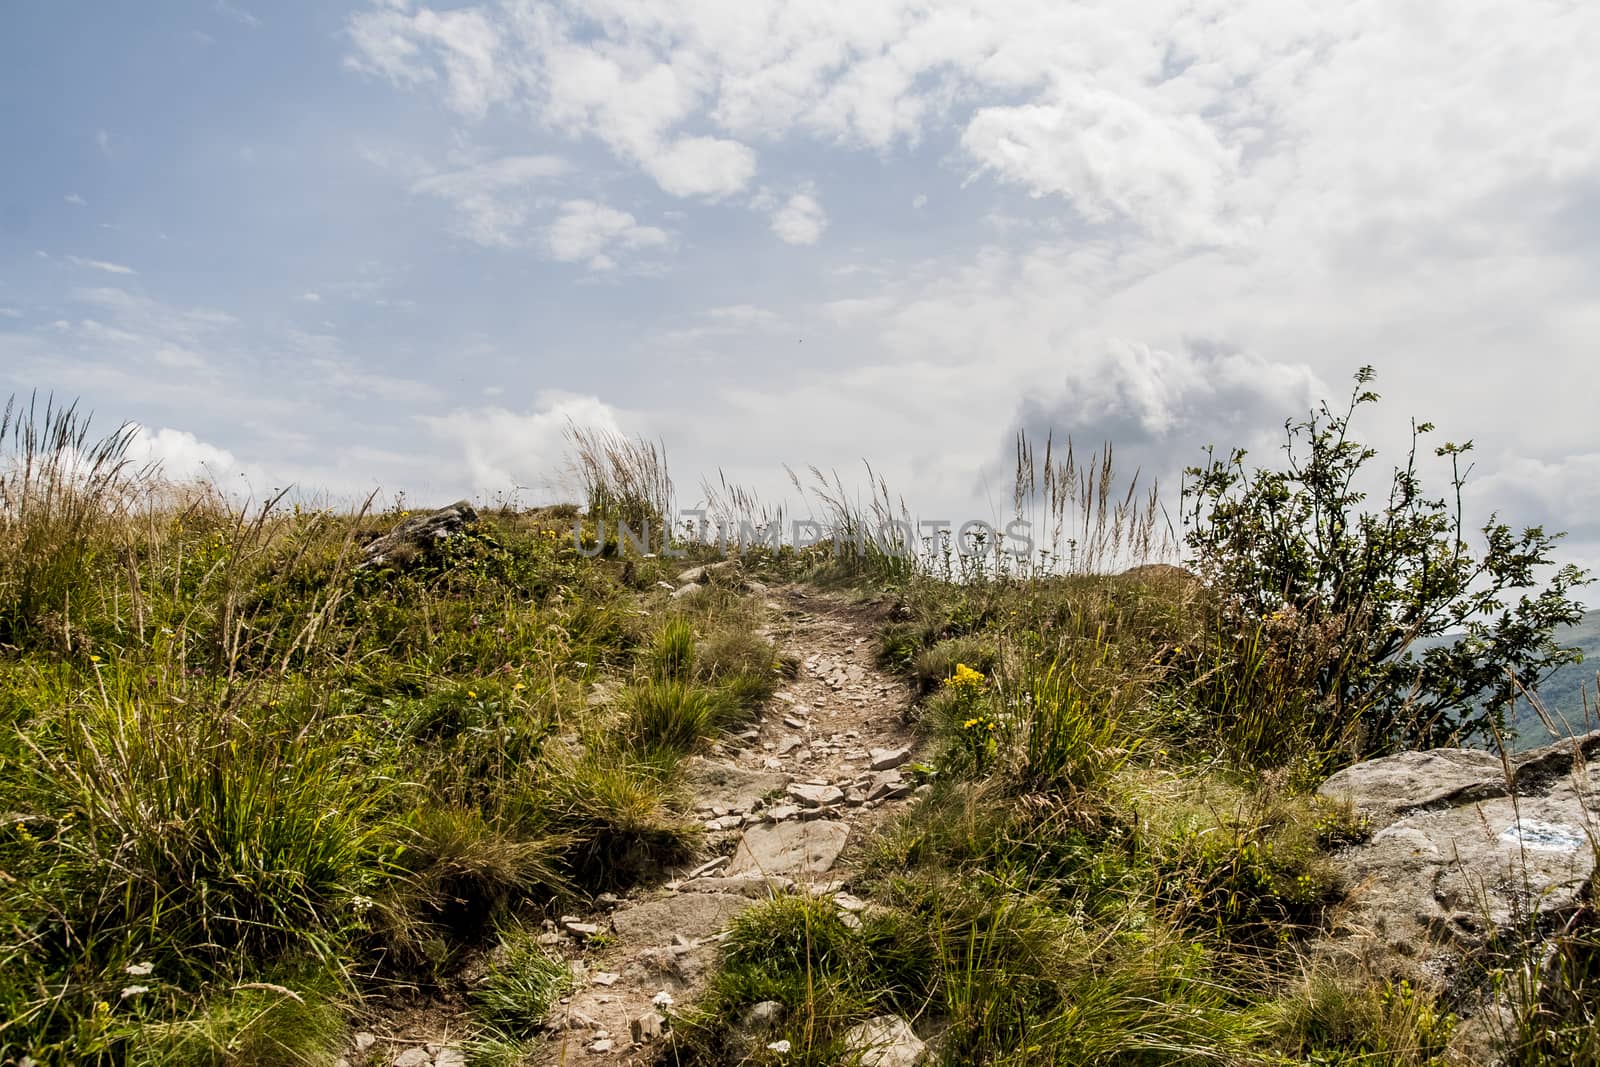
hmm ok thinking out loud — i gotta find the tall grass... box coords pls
[0,394,149,648]
[566,423,673,538]
[1011,429,1173,575]
[26,695,389,973]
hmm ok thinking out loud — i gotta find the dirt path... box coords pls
[533,586,918,1065]
[339,587,918,1067]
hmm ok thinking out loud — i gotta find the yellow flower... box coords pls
[467,690,477,699]
[943,662,986,693]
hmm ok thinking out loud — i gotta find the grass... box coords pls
[1,393,1591,1065]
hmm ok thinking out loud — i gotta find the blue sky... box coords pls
[4,0,1599,575]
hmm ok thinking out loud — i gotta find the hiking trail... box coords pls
[343,586,920,1067]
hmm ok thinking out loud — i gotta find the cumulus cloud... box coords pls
[769,192,827,245]
[644,136,757,199]
[546,200,668,270]
[1008,338,1323,500]
[127,426,237,482]
[419,390,630,493]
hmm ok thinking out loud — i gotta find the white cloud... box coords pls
[0,308,21,319]
[410,154,570,246]
[419,390,630,492]
[66,256,136,275]
[127,425,237,482]
[215,1,261,29]
[301,291,322,302]
[644,136,757,198]
[547,200,668,270]
[346,4,508,118]
[64,193,86,206]
[770,192,827,245]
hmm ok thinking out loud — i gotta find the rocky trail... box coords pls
[345,586,923,1067]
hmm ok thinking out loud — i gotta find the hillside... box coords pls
[2,405,1596,1067]
[1514,610,1600,743]
[1416,611,1599,750]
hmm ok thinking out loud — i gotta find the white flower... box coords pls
[120,985,150,999]
[766,1039,792,1053]
[651,990,675,1008]
[350,894,375,913]
[125,961,154,977]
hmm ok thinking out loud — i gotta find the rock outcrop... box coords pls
[359,501,478,569]
[1316,731,1600,993]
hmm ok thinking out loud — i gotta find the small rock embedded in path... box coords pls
[392,1049,431,1067]
[869,745,912,771]
[728,819,850,876]
[787,782,845,807]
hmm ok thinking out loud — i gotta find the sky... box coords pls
[3,0,1598,577]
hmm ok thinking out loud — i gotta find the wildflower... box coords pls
[89,654,101,663]
[125,961,154,977]
[467,690,477,699]
[120,985,150,999]
[350,894,375,913]
[943,663,986,694]
[767,1039,792,1053]
[651,990,675,1008]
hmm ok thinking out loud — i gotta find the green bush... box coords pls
[1182,366,1591,754]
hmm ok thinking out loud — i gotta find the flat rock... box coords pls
[681,873,795,897]
[842,1014,927,1067]
[611,892,752,944]
[869,745,913,771]
[1316,731,1600,999]
[685,758,791,813]
[786,782,845,807]
[392,1050,431,1067]
[727,819,850,877]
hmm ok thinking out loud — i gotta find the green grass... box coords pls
[0,395,1589,1065]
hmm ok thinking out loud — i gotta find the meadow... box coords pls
[0,374,1594,1066]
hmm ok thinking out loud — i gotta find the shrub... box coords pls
[1182,366,1591,754]
[385,805,567,957]
[911,636,998,694]
[538,752,697,888]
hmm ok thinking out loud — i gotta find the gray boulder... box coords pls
[359,501,478,569]
[1315,731,1600,999]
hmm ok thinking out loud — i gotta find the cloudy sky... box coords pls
[3,1,1598,573]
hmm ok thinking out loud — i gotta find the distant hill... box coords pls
[1510,609,1600,747]
[1415,610,1599,750]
